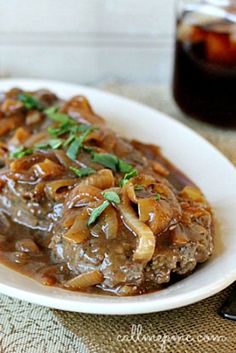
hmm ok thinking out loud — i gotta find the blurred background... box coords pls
[0,0,175,85]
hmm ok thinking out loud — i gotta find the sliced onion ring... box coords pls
[65,270,103,289]
[118,200,155,263]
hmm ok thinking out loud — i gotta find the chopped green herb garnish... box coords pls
[92,153,118,171]
[91,152,134,174]
[63,133,76,147]
[134,185,144,191]
[44,106,58,115]
[18,94,43,110]
[48,127,60,136]
[48,123,71,137]
[101,191,120,204]
[62,124,93,147]
[35,138,63,150]
[77,124,92,133]
[48,138,63,149]
[66,126,96,160]
[87,200,110,226]
[49,112,72,125]
[155,193,161,201]
[69,166,96,178]
[66,137,81,160]
[10,147,33,159]
[118,159,133,173]
[120,169,138,187]
[35,143,50,150]
[45,107,75,125]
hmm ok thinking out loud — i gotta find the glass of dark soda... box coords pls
[173,0,236,127]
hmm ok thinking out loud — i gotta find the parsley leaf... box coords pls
[45,107,75,125]
[10,147,33,159]
[92,153,118,171]
[76,124,92,133]
[48,138,63,149]
[35,138,63,150]
[35,143,50,150]
[118,159,133,173]
[66,137,81,160]
[69,166,96,178]
[66,126,96,160]
[87,200,110,226]
[63,124,93,147]
[91,153,134,174]
[18,94,43,110]
[44,106,57,115]
[63,133,76,147]
[48,123,71,137]
[101,191,120,204]
[155,193,161,201]
[120,169,138,187]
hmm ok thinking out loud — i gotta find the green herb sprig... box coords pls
[35,138,63,151]
[155,193,161,201]
[66,126,97,160]
[92,152,133,173]
[91,152,137,186]
[18,94,44,111]
[44,107,74,125]
[101,191,120,204]
[69,166,96,178]
[118,159,133,173]
[92,153,118,171]
[88,190,120,225]
[120,169,138,187]
[45,106,98,160]
[10,147,34,159]
[87,200,110,226]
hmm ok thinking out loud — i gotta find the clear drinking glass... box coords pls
[173,0,236,126]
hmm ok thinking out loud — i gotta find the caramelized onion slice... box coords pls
[100,205,118,239]
[125,175,181,234]
[0,115,24,137]
[138,198,156,222]
[24,131,50,147]
[26,110,43,125]
[45,179,78,201]
[10,127,30,146]
[65,270,103,289]
[62,95,105,126]
[66,184,102,209]
[63,210,89,244]
[32,159,64,179]
[63,209,81,228]
[0,98,23,113]
[10,154,46,173]
[54,150,78,169]
[151,160,169,176]
[179,185,206,203]
[84,129,104,143]
[126,183,138,204]
[118,202,155,263]
[0,141,8,163]
[99,129,116,152]
[33,181,46,200]
[15,238,39,253]
[81,169,114,189]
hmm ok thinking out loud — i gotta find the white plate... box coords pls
[0,78,236,315]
